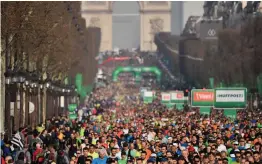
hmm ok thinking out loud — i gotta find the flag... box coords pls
[11,132,23,150]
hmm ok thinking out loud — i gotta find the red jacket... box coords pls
[1,157,5,164]
[33,148,43,161]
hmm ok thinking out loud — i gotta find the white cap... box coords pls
[151,153,157,157]
[180,146,186,150]
[114,144,120,149]
[173,143,178,147]
[233,141,239,145]
[230,154,235,158]
[168,137,172,140]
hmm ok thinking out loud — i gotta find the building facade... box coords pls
[81,1,171,52]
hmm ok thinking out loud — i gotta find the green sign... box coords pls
[214,88,247,108]
[68,104,77,112]
[112,66,162,82]
[224,109,237,119]
[170,91,184,104]
[166,103,175,109]
[161,92,171,103]
[176,103,184,110]
[200,107,211,115]
[191,89,214,107]
[69,113,77,120]
[143,91,153,104]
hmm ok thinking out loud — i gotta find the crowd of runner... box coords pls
[1,82,262,164]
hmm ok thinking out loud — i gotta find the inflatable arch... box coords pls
[112,66,162,82]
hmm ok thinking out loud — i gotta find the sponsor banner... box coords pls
[69,113,77,120]
[143,91,153,104]
[165,103,175,109]
[161,93,171,103]
[224,109,237,119]
[200,107,210,115]
[170,91,184,103]
[214,88,247,108]
[144,91,153,97]
[191,89,214,107]
[176,103,184,110]
[68,104,77,112]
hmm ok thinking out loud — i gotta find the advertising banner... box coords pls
[143,91,153,104]
[69,113,77,120]
[161,93,171,103]
[224,109,237,119]
[176,103,184,110]
[214,88,247,108]
[68,104,77,112]
[191,89,214,107]
[170,91,184,103]
[200,107,211,115]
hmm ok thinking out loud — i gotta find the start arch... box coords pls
[112,66,162,82]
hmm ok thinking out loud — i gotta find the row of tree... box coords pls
[202,15,262,88]
[155,15,262,89]
[1,1,100,84]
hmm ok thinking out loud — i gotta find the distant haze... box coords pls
[112,1,204,48]
[112,2,140,50]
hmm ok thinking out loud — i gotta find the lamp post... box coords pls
[28,71,39,127]
[24,76,31,127]
[10,71,20,132]
[39,81,44,123]
[16,71,26,127]
[4,69,12,137]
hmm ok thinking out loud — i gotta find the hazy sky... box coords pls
[111,1,204,49]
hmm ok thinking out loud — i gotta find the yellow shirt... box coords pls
[88,152,99,159]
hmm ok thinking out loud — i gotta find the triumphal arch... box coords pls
[81,1,171,52]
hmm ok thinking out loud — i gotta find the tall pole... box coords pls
[42,87,47,123]
[5,85,11,137]
[14,84,19,132]
[25,87,29,127]
[19,84,24,126]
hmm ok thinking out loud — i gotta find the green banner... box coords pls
[166,103,175,109]
[209,77,214,89]
[161,92,171,103]
[176,104,184,110]
[191,89,214,107]
[69,114,77,120]
[224,109,237,119]
[143,91,153,104]
[200,107,211,115]
[68,104,77,112]
[214,88,247,108]
[258,74,262,95]
[112,66,162,82]
[170,91,184,103]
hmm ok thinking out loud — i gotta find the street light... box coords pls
[45,82,51,88]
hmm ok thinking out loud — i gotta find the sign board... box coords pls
[143,91,153,104]
[29,102,35,114]
[214,88,247,108]
[60,96,65,108]
[200,107,210,115]
[191,89,214,107]
[69,114,77,120]
[196,20,223,40]
[161,93,171,103]
[68,104,77,112]
[170,91,184,104]
[224,109,237,119]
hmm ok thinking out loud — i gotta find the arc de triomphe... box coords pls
[81,1,171,52]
